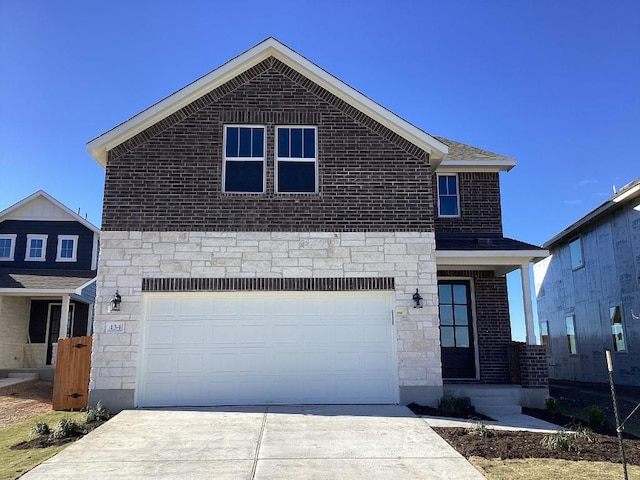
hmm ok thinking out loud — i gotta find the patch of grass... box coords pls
[469,457,640,480]
[540,431,577,451]
[0,411,85,480]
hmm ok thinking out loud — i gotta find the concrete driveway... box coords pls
[22,405,484,479]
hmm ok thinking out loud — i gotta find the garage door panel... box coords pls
[139,292,397,406]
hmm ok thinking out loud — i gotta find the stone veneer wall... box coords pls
[0,296,30,368]
[90,231,441,410]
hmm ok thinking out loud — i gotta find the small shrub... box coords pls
[51,418,82,439]
[586,405,606,429]
[86,401,110,422]
[540,431,576,451]
[30,421,51,438]
[438,395,475,417]
[467,419,495,438]
[545,396,561,414]
[567,422,597,443]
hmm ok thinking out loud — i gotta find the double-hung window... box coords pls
[437,174,460,217]
[276,126,318,193]
[56,235,79,262]
[223,126,266,193]
[565,314,577,354]
[610,306,626,352]
[0,234,17,261]
[25,234,48,261]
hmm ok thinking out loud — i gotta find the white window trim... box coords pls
[56,235,79,262]
[437,173,460,218]
[275,125,319,194]
[222,125,266,194]
[25,234,48,262]
[0,234,17,261]
[568,237,584,270]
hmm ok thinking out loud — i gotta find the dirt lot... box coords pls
[0,380,53,428]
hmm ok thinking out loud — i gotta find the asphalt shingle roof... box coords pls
[0,270,96,290]
[435,136,514,162]
[436,233,545,252]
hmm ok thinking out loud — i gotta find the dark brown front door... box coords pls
[438,281,476,378]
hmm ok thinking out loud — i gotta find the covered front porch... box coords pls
[435,233,549,412]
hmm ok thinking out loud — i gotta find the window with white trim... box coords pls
[565,314,577,354]
[437,174,460,217]
[56,235,79,262]
[25,234,48,261]
[223,125,266,193]
[275,126,318,193]
[569,237,584,270]
[610,306,626,352]
[0,234,17,261]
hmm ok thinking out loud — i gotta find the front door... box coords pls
[46,304,75,365]
[438,281,476,378]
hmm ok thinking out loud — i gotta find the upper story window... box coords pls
[223,125,266,193]
[540,321,549,352]
[437,174,460,217]
[565,314,577,354]
[276,126,318,193]
[25,234,48,261]
[0,234,17,261]
[568,237,584,270]
[56,235,79,262]
[610,306,626,352]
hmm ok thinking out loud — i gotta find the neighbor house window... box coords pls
[437,174,460,217]
[56,235,79,262]
[540,321,549,352]
[223,125,266,193]
[565,315,577,354]
[569,237,584,270]
[275,126,318,193]
[610,306,626,352]
[0,234,17,261]
[25,234,48,261]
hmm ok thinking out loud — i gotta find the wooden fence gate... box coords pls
[53,336,92,410]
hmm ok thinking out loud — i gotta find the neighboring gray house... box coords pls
[0,190,100,372]
[534,178,640,386]
[86,38,548,412]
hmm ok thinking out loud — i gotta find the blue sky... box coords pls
[1,1,638,341]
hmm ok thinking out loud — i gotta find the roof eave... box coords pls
[436,158,516,173]
[87,38,448,167]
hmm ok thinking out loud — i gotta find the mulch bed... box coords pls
[11,420,105,450]
[407,402,494,421]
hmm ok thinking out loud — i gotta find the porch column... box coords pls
[58,295,71,340]
[520,262,536,345]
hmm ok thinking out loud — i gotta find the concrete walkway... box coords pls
[21,405,485,479]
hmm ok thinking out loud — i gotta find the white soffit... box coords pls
[87,37,448,167]
[436,159,516,173]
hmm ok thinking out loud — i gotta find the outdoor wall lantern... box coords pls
[412,289,423,308]
[110,290,122,312]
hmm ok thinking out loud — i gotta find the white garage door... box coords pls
[137,291,398,407]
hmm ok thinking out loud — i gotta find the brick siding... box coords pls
[102,57,433,233]
[519,344,549,388]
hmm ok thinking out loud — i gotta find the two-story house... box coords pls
[0,190,100,375]
[534,178,640,387]
[86,38,547,412]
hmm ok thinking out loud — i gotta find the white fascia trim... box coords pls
[87,38,448,167]
[612,183,640,203]
[436,249,550,265]
[0,190,101,234]
[435,159,516,173]
[0,278,95,297]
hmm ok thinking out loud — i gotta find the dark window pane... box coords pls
[441,327,455,347]
[225,161,263,192]
[438,175,447,193]
[252,128,264,157]
[226,127,238,157]
[291,128,302,157]
[440,305,453,326]
[447,176,457,194]
[278,128,289,157]
[278,161,315,192]
[453,284,467,304]
[239,128,252,157]
[303,128,315,158]
[455,327,470,347]
[454,305,468,325]
[440,197,458,216]
[438,284,452,304]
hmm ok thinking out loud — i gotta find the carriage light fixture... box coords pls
[110,290,122,312]
[412,289,423,308]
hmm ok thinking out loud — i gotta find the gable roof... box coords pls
[0,190,100,234]
[542,177,640,249]
[435,136,515,172]
[87,37,449,167]
[0,269,96,294]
